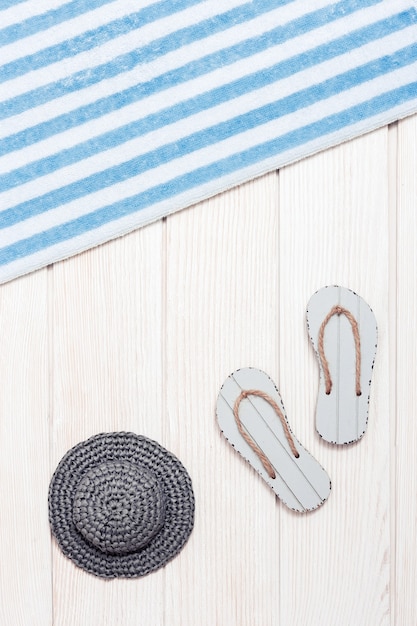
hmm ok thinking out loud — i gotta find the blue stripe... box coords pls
[0,0,382,121]
[1,46,416,227]
[0,0,27,9]
[0,16,414,193]
[0,0,118,46]
[0,0,386,140]
[0,0,291,83]
[1,82,416,266]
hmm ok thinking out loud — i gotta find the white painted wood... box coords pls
[217,367,331,511]
[0,270,52,626]
[278,128,391,626]
[307,285,378,444]
[50,224,165,626]
[1,113,416,625]
[164,176,280,626]
[395,114,417,626]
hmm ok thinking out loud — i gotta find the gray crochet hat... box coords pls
[48,432,194,578]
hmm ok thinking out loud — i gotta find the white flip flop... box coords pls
[216,367,331,513]
[306,285,378,445]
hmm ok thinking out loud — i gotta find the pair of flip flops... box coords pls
[216,286,378,513]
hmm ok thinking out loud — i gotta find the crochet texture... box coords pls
[48,432,195,578]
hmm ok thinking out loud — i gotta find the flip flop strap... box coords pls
[233,389,299,480]
[318,305,362,397]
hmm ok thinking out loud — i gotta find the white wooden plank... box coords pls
[0,271,52,625]
[395,112,417,626]
[50,223,165,626]
[278,128,391,625]
[164,173,281,626]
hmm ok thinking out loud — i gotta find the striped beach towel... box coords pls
[1,0,417,284]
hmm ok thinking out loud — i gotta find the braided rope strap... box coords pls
[318,305,362,397]
[233,389,299,480]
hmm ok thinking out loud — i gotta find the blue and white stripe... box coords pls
[1,0,417,283]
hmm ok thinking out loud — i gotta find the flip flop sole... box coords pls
[307,285,378,445]
[216,367,331,513]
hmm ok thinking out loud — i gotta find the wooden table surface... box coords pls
[1,113,416,626]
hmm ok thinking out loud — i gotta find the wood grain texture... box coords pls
[164,174,280,626]
[0,270,52,626]
[50,223,165,626]
[278,128,391,626]
[0,114,416,625]
[395,114,417,626]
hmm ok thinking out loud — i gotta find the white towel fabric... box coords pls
[1,0,417,283]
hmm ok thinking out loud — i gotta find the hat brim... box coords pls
[48,432,194,578]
